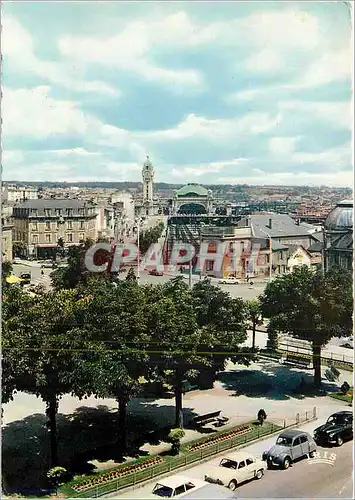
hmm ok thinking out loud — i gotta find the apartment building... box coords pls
[1,218,13,262]
[2,184,39,203]
[12,199,98,258]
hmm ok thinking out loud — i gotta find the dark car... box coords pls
[149,269,164,276]
[20,273,31,285]
[262,430,316,469]
[313,411,353,447]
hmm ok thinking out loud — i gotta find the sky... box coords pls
[1,1,353,187]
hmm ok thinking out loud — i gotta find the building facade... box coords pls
[324,199,353,272]
[2,184,39,203]
[1,219,13,262]
[12,199,98,258]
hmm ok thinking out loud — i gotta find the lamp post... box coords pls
[136,217,141,280]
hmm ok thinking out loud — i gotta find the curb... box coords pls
[82,417,317,498]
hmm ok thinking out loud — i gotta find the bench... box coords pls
[284,354,311,368]
[192,411,222,427]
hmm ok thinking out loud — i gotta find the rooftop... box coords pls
[175,183,209,197]
[238,214,311,238]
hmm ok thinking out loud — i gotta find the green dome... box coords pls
[175,183,208,197]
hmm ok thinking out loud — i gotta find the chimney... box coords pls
[268,218,272,229]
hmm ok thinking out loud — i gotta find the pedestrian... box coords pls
[41,269,44,276]
[257,408,267,426]
[246,274,249,282]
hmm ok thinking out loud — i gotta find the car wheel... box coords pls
[228,480,237,491]
[309,451,316,458]
[255,469,264,480]
[282,457,291,470]
[336,435,343,446]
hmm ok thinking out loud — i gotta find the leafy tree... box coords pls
[51,238,110,290]
[246,299,263,352]
[260,266,353,387]
[125,267,137,282]
[3,288,88,466]
[147,278,250,428]
[76,279,150,452]
[168,428,185,455]
[1,261,13,288]
[138,222,165,254]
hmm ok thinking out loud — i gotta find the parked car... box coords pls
[218,277,239,285]
[151,476,205,497]
[19,273,31,285]
[313,411,353,447]
[149,269,164,276]
[204,452,266,490]
[41,261,54,268]
[183,483,235,499]
[262,430,316,469]
[340,336,354,349]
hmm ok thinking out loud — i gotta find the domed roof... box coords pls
[175,183,209,197]
[325,199,353,231]
[143,156,153,169]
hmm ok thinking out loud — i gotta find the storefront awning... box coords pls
[6,275,24,284]
[36,244,57,248]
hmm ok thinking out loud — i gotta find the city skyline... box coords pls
[2,1,352,187]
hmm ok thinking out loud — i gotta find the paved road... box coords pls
[107,418,353,499]
[13,263,52,289]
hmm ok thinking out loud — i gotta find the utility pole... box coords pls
[188,258,193,289]
[136,218,140,280]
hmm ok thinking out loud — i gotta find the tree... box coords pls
[125,267,137,282]
[1,261,13,288]
[246,299,263,352]
[51,238,109,290]
[138,222,165,254]
[147,278,250,428]
[76,279,150,453]
[3,288,88,466]
[260,266,353,388]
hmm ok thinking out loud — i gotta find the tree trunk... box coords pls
[174,380,184,429]
[117,395,128,453]
[252,321,256,351]
[312,342,322,388]
[45,395,59,468]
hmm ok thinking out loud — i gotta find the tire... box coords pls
[336,435,343,447]
[228,480,237,491]
[309,451,316,458]
[255,469,264,480]
[282,457,291,470]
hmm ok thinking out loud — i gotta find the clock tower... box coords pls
[142,156,154,203]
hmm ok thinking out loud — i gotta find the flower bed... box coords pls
[186,424,251,452]
[72,456,163,492]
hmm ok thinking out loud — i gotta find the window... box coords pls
[79,232,85,241]
[175,485,186,496]
[79,220,85,229]
[246,458,254,465]
[66,208,73,216]
[67,233,73,242]
[78,208,84,216]
[32,222,38,231]
[300,435,308,444]
[293,437,301,446]
[45,221,51,231]
[55,209,62,216]
[67,220,73,229]
[31,209,38,216]
[32,235,38,244]
[206,260,214,271]
[238,461,246,469]
[240,241,245,252]
[45,209,51,217]
[45,234,51,243]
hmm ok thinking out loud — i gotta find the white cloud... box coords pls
[269,137,301,156]
[245,49,283,72]
[297,48,352,87]
[2,86,88,138]
[2,15,119,96]
[171,158,249,178]
[291,142,351,169]
[278,100,352,130]
[50,148,102,157]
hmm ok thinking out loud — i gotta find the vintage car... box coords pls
[151,476,206,498]
[313,411,353,447]
[262,430,316,469]
[19,272,31,285]
[218,277,239,285]
[149,268,164,276]
[204,452,266,491]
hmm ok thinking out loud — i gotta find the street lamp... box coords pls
[135,217,141,280]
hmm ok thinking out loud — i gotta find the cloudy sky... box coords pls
[2,1,352,186]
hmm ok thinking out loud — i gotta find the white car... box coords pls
[219,277,239,285]
[204,452,266,491]
[151,475,206,497]
[340,336,354,349]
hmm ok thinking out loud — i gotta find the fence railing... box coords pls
[71,409,316,498]
[278,343,353,366]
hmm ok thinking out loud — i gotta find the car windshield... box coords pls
[152,484,174,497]
[327,414,346,425]
[220,459,238,469]
[276,436,292,446]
